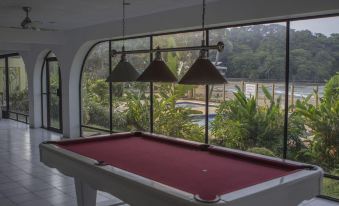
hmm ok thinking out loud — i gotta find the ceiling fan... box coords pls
[0,6,56,31]
[20,6,41,31]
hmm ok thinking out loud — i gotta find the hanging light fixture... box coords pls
[137,46,177,82]
[106,0,139,82]
[179,0,227,85]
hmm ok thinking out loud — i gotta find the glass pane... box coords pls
[47,52,56,58]
[209,23,286,156]
[42,62,47,94]
[8,56,29,114]
[82,42,110,134]
[0,58,5,109]
[323,176,339,199]
[153,31,203,48]
[42,61,48,128]
[9,112,16,119]
[111,53,150,132]
[82,127,110,137]
[288,17,339,178]
[48,60,61,130]
[42,94,48,127]
[153,50,204,142]
[111,37,150,51]
[18,114,27,123]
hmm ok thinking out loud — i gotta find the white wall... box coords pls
[1,0,339,137]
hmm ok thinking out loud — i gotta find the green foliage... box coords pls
[210,24,339,82]
[324,72,339,101]
[9,88,29,113]
[125,91,149,131]
[286,112,311,162]
[247,147,276,157]
[211,86,284,154]
[295,73,339,171]
[87,101,110,129]
[82,76,110,128]
[153,89,204,142]
[323,169,339,199]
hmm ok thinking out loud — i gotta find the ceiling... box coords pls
[0,0,217,31]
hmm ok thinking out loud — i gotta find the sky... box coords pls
[291,16,339,36]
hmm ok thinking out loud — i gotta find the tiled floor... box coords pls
[0,119,126,206]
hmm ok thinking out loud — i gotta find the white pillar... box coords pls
[21,50,47,128]
[57,41,95,138]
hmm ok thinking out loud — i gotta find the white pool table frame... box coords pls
[39,132,323,206]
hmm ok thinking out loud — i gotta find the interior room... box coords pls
[0,0,338,205]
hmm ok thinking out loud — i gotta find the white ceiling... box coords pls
[0,0,217,31]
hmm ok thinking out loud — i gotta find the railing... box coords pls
[7,111,29,124]
[81,125,111,136]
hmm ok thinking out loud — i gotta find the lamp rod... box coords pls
[111,42,224,57]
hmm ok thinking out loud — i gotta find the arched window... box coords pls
[41,52,62,132]
[80,39,150,136]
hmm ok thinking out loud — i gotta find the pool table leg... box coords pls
[74,178,97,206]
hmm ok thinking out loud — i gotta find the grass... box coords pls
[322,176,339,200]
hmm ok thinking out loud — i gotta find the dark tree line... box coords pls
[210,24,339,82]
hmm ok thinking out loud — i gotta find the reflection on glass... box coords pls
[153,50,204,142]
[153,31,202,48]
[288,17,339,179]
[83,127,110,137]
[8,56,28,114]
[322,176,339,199]
[48,60,61,130]
[209,23,286,156]
[0,58,5,108]
[42,61,48,127]
[82,42,110,133]
[111,53,150,132]
[111,37,150,52]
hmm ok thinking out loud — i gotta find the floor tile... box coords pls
[0,119,125,206]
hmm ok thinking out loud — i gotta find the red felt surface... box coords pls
[56,135,302,201]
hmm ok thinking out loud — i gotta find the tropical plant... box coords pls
[125,89,150,131]
[9,88,29,113]
[153,89,204,141]
[211,86,284,155]
[295,73,339,171]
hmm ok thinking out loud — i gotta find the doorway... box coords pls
[42,53,62,132]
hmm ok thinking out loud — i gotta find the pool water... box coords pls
[191,114,216,126]
[176,102,206,108]
[175,102,216,126]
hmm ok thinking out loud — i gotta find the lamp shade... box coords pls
[179,49,227,85]
[137,50,177,82]
[106,53,139,82]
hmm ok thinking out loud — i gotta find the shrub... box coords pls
[211,86,284,155]
[295,73,339,171]
[247,147,276,157]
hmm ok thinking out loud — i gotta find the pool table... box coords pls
[39,132,323,206]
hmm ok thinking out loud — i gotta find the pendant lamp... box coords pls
[137,47,177,82]
[178,0,227,85]
[106,0,139,82]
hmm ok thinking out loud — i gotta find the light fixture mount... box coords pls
[178,0,227,85]
[106,0,140,82]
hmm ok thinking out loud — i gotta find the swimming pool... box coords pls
[176,102,206,108]
[191,114,216,126]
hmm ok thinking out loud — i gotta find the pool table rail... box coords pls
[39,132,323,206]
